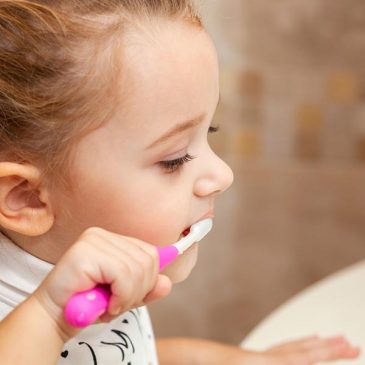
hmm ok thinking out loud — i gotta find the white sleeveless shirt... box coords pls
[0,232,159,365]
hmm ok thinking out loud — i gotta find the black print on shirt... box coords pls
[60,309,144,364]
[79,342,97,365]
[101,329,135,361]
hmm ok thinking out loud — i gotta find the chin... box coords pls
[162,244,198,283]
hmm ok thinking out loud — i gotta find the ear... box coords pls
[0,162,54,236]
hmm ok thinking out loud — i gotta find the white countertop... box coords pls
[241,260,365,364]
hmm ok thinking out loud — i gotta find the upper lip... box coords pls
[181,208,214,236]
[197,209,215,222]
[183,209,215,233]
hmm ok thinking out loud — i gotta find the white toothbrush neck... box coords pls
[173,219,213,254]
[173,233,198,254]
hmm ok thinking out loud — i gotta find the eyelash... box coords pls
[159,125,220,174]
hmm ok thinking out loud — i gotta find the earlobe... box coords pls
[0,162,54,236]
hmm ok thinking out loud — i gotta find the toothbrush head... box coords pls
[189,218,213,242]
[157,218,213,269]
[173,218,213,254]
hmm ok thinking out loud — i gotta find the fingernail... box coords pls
[345,346,361,358]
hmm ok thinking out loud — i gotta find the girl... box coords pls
[0,0,360,364]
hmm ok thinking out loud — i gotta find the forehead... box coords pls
[116,20,219,139]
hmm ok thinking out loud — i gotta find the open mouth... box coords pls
[177,226,191,241]
[181,226,191,238]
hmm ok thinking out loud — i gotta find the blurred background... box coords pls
[150,0,365,345]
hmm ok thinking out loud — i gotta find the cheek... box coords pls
[114,178,192,245]
[74,176,189,246]
[116,193,187,245]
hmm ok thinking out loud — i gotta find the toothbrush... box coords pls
[64,218,213,328]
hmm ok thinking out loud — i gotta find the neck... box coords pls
[1,228,70,264]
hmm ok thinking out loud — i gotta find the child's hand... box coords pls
[32,227,172,340]
[157,336,360,365]
[253,335,360,365]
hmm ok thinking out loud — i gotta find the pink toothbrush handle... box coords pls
[157,245,179,271]
[64,245,178,327]
[64,284,111,328]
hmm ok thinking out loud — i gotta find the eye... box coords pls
[159,153,196,174]
[158,125,220,174]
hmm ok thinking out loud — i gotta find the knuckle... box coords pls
[141,245,159,267]
[141,250,154,268]
[133,263,145,282]
[149,247,159,262]
[82,226,105,238]
[76,257,96,274]
[66,256,95,280]
[118,284,136,311]
[66,243,87,262]
[118,263,132,280]
[132,239,157,258]
[143,252,159,277]
[69,237,93,255]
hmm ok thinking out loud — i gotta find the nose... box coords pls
[193,147,234,198]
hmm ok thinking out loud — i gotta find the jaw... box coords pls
[162,243,198,283]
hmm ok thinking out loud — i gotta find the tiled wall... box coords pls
[204,0,365,164]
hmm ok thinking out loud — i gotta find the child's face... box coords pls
[57,21,233,283]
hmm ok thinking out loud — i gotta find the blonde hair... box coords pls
[0,0,202,187]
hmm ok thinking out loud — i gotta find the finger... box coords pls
[107,247,160,314]
[305,335,349,351]
[99,235,160,284]
[143,275,172,304]
[324,336,361,359]
[121,239,159,279]
[102,275,172,321]
[79,235,158,315]
[107,260,138,314]
[84,228,157,269]
[116,241,161,305]
[305,336,361,363]
[93,233,159,295]
[270,335,320,351]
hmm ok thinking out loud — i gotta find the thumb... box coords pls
[99,275,172,323]
[143,274,172,304]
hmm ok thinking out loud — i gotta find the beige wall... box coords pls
[150,0,365,345]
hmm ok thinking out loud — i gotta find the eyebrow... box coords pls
[145,114,206,150]
[145,96,221,150]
